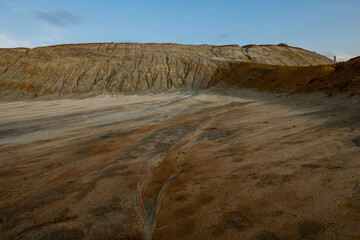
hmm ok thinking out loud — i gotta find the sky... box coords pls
[0,0,359,61]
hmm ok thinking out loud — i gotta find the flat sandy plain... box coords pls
[0,89,360,240]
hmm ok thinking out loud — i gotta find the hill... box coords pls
[0,43,334,98]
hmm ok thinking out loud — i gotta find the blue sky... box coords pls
[0,0,359,61]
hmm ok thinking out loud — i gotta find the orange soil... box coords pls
[216,56,360,95]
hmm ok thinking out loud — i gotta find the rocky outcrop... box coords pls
[0,43,334,98]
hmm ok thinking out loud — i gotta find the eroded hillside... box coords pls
[0,43,334,98]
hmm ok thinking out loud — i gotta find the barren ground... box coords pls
[0,89,360,240]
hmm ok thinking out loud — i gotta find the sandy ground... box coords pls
[0,89,360,240]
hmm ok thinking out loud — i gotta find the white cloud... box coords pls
[336,54,360,62]
[322,51,360,62]
[0,30,62,48]
[0,31,31,48]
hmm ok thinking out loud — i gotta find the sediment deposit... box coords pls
[0,89,360,239]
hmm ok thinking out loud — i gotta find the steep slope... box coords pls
[0,43,334,98]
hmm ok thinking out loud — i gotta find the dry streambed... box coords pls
[0,89,360,240]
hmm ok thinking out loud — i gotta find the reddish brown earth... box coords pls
[0,89,360,240]
[215,56,360,95]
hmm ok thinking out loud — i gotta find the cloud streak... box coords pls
[33,10,82,27]
[218,32,232,40]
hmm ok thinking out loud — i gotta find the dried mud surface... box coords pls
[0,89,360,239]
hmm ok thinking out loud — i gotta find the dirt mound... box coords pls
[304,56,360,94]
[216,56,360,95]
[214,62,335,93]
